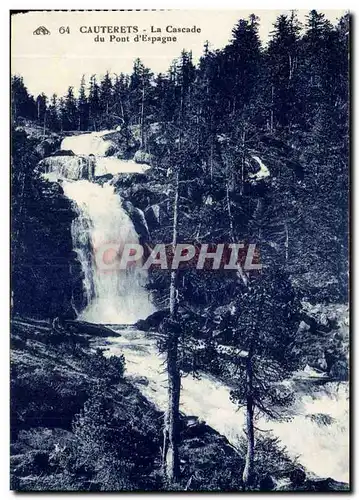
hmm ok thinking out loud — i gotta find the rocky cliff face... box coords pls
[12,179,85,319]
[12,128,84,320]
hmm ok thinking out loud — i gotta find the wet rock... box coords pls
[290,467,306,487]
[35,137,61,158]
[303,477,349,491]
[135,309,168,331]
[259,474,275,491]
[134,149,153,165]
[122,201,150,241]
[306,413,335,426]
[104,142,118,157]
[145,204,161,229]
[11,451,52,476]
[51,149,75,156]
[95,173,113,185]
[129,375,149,386]
[12,176,84,320]
[329,359,349,381]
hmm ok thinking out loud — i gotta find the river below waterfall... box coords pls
[96,327,349,484]
[42,130,349,485]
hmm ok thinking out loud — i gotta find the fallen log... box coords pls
[63,320,120,338]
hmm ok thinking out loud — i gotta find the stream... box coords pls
[41,129,349,484]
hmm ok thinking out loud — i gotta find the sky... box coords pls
[11,9,347,98]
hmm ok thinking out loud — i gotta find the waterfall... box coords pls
[39,130,349,484]
[42,130,155,324]
[39,156,88,181]
[63,180,154,324]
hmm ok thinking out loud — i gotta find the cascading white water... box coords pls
[42,130,155,324]
[62,180,154,324]
[103,329,349,483]
[40,156,88,181]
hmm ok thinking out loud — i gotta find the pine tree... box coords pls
[78,76,89,131]
[100,71,113,125]
[266,12,302,133]
[11,75,36,122]
[88,75,101,131]
[62,86,78,131]
[47,94,60,132]
[112,73,129,125]
[229,270,300,489]
[129,59,153,147]
[223,15,262,115]
[35,93,47,123]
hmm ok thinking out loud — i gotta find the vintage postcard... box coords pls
[10,9,350,492]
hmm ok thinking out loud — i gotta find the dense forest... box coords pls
[11,10,350,492]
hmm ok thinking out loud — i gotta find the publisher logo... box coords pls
[33,26,51,35]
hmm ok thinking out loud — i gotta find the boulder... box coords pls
[122,201,150,241]
[303,477,349,492]
[35,137,60,158]
[329,359,349,381]
[306,413,334,426]
[51,149,75,156]
[133,149,153,165]
[128,375,149,386]
[290,468,306,487]
[135,309,168,331]
[104,142,119,157]
[145,204,161,229]
[259,474,275,491]
[95,173,113,185]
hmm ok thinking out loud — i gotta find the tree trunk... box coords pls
[163,171,181,484]
[270,85,275,134]
[119,97,125,122]
[163,323,181,482]
[209,140,214,183]
[240,131,246,196]
[284,222,289,265]
[242,355,255,490]
[226,174,248,286]
[140,81,145,149]
[43,112,46,139]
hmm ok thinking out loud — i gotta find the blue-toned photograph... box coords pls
[10,9,350,492]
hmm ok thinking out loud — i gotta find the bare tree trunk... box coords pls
[140,81,145,149]
[163,171,181,483]
[210,140,214,183]
[284,222,289,265]
[242,355,255,490]
[288,54,293,83]
[270,85,274,134]
[43,112,46,139]
[119,97,125,122]
[163,320,181,482]
[226,173,248,286]
[169,171,179,316]
[240,131,246,196]
[226,178,235,240]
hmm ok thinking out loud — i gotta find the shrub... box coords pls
[80,349,125,385]
[70,392,160,490]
